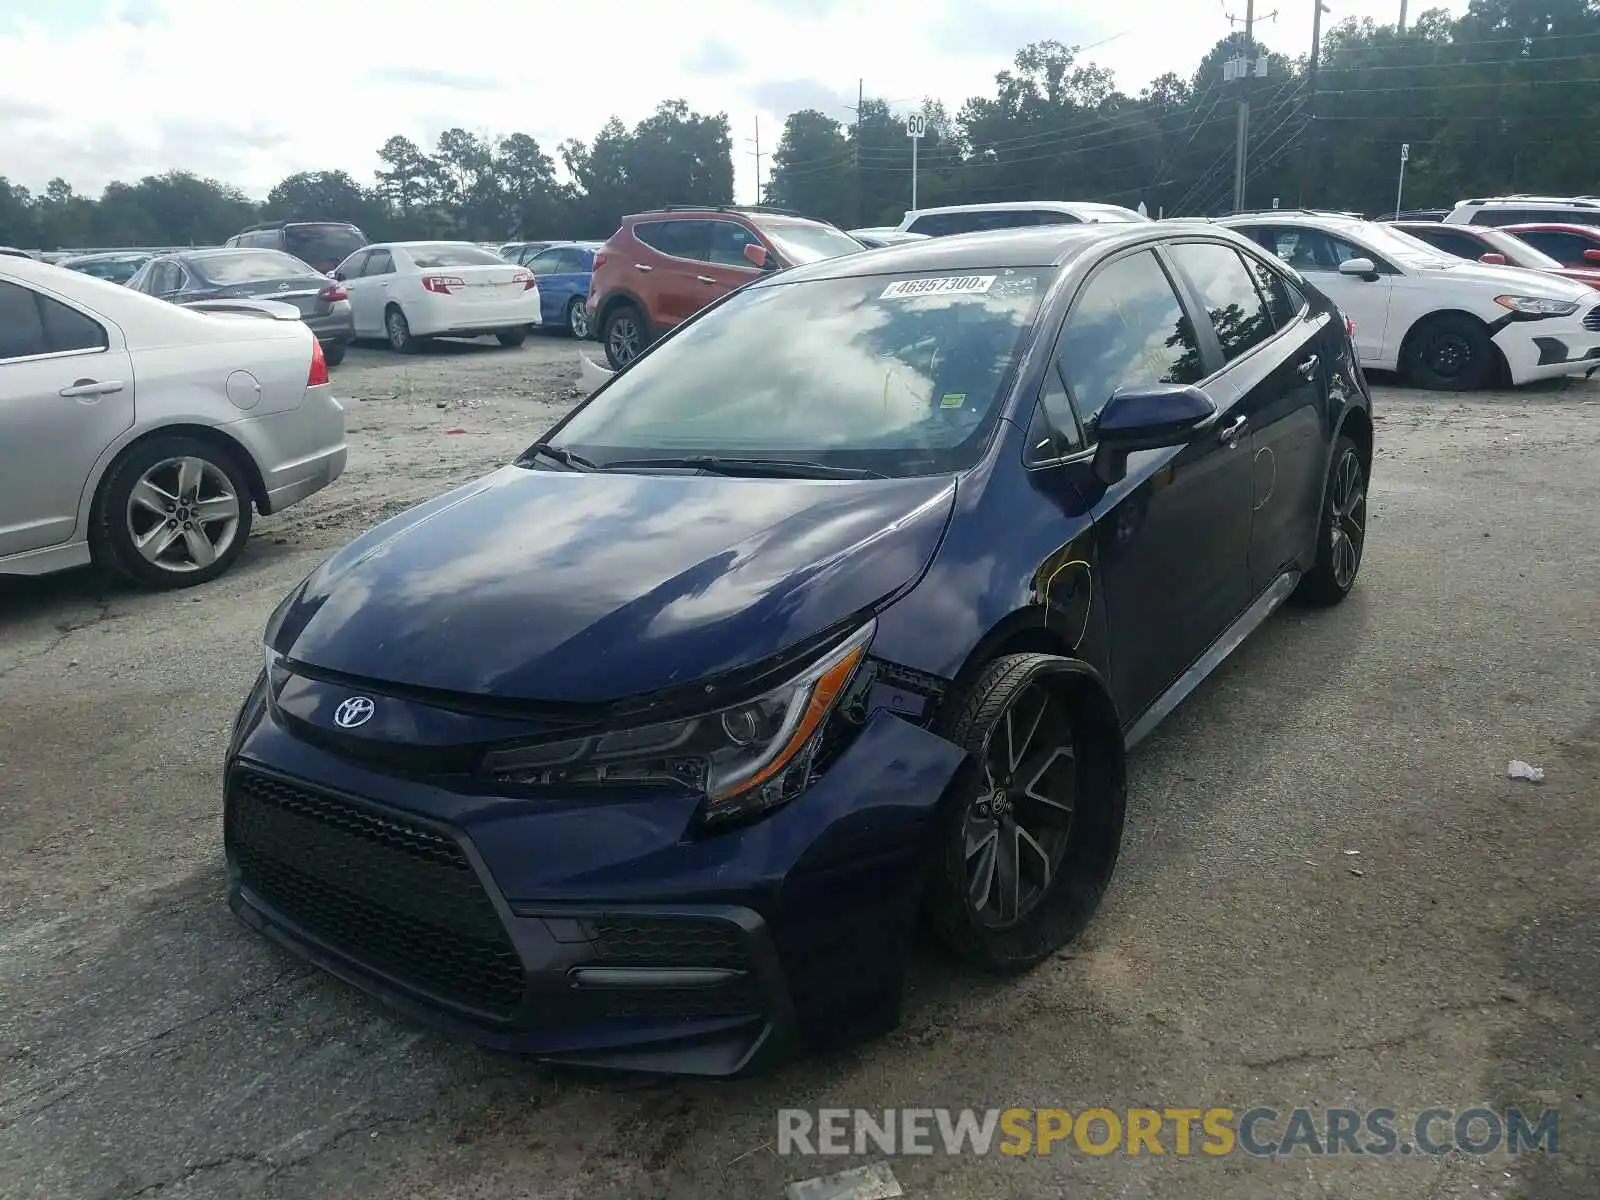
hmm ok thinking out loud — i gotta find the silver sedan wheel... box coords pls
[607,315,641,364]
[569,300,590,339]
[125,456,242,574]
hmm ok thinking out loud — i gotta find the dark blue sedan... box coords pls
[226,222,1373,1076]
[519,241,602,336]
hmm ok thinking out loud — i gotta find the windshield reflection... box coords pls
[547,269,1053,478]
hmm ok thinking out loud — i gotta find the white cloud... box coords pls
[0,0,1457,205]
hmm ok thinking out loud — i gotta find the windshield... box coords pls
[193,250,318,283]
[1478,229,1564,269]
[753,218,867,264]
[284,224,367,267]
[407,243,507,268]
[544,268,1052,478]
[1346,223,1460,269]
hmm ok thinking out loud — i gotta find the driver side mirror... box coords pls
[743,242,777,272]
[1338,257,1380,282]
[1479,252,1508,266]
[331,270,346,281]
[1091,384,1219,486]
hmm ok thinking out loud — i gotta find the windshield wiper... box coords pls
[596,455,887,480]
[519,442,596,471]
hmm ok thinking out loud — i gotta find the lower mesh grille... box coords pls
[1584,305,1600,332]
[226,768,525,1018]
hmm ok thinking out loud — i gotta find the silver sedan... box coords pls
[0,256,347,589]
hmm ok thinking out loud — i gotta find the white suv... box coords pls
[1218,211,1600,390]
[894,201,1148,238]
[1443,196,1600,228]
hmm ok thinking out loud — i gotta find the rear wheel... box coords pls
[91,435,253,590]
[925,653,1124,973]
[496,328,526,347]
[1402,314,1494,390]
[385,305,419,353]
[602,303,645,369]
[322,342,346,367]
[1293,433,1367,607]
[567,297,590,339]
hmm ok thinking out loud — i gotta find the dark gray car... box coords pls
[126,248,355,364]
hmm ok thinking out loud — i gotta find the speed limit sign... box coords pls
[906,113,927,139]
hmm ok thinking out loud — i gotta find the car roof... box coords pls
[1219,211,1368,234]
[1500,221,1600,234]
[767,222,1241,285]
[903,200,1136,218]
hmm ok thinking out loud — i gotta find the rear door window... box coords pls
[1166,241,1276,362]
[0,281,47,360]
[634,219,712,261]
[556,247,592,273]
[1057,248,1205,431]
[1238,252,1306,329]
[365,250,394,276]
[525,249,565,275]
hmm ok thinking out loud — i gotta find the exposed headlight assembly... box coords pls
[1493,294,1580,316]
[482,620,876,824]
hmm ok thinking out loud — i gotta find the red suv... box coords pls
[585,205,864,367]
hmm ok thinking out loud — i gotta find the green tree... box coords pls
[766,110,852,224]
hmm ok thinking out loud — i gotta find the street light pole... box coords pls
[1232,0,1255,212]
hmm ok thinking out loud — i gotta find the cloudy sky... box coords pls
[3,0,1451,204]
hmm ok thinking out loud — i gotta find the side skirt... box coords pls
[1123,568,1302,750]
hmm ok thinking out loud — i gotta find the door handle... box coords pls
[1217,414,1248,446]
[696,275,717,284]
[633,263,653,272]
[59,379,124,398]
[1297,354,1320,380]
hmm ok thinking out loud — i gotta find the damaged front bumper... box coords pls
[224,703,967,1076]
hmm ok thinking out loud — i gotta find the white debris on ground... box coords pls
[1507,760,1546,783]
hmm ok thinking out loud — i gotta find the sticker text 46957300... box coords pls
[880,275,998,300]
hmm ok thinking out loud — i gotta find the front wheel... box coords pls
[1293,433,1367,607]
[91,435,253,589]
[496,328,527,347]
[1402,314,1494,390]
[925,653,1125,973]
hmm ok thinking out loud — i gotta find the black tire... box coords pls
[1402,314,1494,390]
[90,435,254,590]
[496,328,526,347]
[1292,433,1367,607]
[385,304,419,353]
[924,653,1125,974]
[322,341,346,367]
[602,302,646,369]
[567,296,590,339]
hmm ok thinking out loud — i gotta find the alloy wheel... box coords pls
[387,310,409,351]
[964,684,1077,929]
[125,456,242,574]
[608,316,640,363]
[569,301,589,339]
[1329,446,1366,589]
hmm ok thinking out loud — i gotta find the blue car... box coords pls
[226,222,1373,1076]
[519,241,602,337]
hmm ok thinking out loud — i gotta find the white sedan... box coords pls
[0,256,346,589]
[1219,211,1600,389]
[332,241,542,353]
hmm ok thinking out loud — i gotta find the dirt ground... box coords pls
[2,333,1597,1200]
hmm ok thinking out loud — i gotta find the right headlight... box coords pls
[1493,294,1580,316]
[481,620,875,825]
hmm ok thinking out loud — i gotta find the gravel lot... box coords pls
[2,333,1597,1200]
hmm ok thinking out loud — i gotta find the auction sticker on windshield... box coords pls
[880,275,997,299]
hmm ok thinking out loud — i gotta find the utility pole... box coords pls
[854,78,864,226]
[1233,0,1254,213]
[747,116,763,204]
[1398,0,1407,32]
[1300,0,1329,206]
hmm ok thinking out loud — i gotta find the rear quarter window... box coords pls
[285,224,368,264]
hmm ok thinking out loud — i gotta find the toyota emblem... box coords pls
[333,696,376,729]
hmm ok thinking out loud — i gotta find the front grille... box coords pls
[227,769,525,1019]
[1584,305,1600,332]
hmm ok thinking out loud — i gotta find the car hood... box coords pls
[266,464,957,703]
[1428,259,1599,301]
